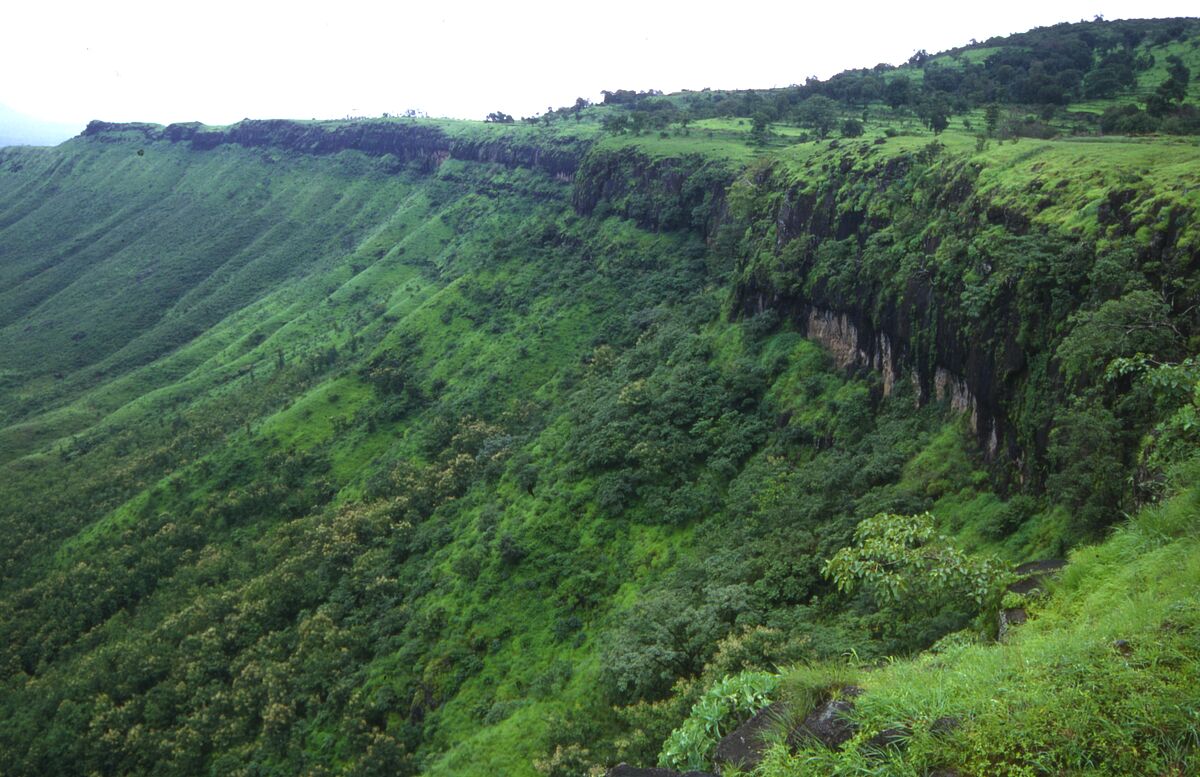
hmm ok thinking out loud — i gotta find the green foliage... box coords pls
[658,670,778,771]
[1056,290,1181,388]
[794,96,840,138]
[2,17,1200,775]
[823,512,1007,609]
[1108,355,1200,497]
[840,118,864,138]
[755,482,1200,777]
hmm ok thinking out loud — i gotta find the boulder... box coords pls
[1007,559,1066,595]
[713,702,783,770]
[998,606,1028,642]
[787,686,862,750]
[863,725,911,752]
[999,559,1066,640]
[931,716,961,736]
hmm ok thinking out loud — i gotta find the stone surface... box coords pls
[787,686,862,750]
[1012,559,1067,576]
[1007,559,1067,594]
[999,559,1068,640]
[931,716,962,736]
[998,606,1028,642]
[864,726,911,751]
[713,702,783,770]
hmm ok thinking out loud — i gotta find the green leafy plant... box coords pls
[823,512,1008,609]
[658,670,779,771]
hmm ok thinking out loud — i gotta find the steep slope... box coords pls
[1,17,1199,777]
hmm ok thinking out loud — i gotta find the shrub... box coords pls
[658,670,779,771]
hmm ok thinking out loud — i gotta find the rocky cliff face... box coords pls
[73,123,1192,473]
[568,147,1006,460]
[792,303,998,456]
[571,146,734,235]
[82,119,585,178]
[727,156,1020,464]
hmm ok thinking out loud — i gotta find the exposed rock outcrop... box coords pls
[796,304,999,456]
[863,725,911,752]
[804,308,901,397]
[713,702,782,770]
[787,686,862,750]
[572,146,733,235]
[81,119,586,178]
[999,559,1066,641]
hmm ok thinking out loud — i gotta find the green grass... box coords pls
[754,478,1200,776]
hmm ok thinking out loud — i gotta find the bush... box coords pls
[658,671,779,771]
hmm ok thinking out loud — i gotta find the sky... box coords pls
[2,0,1197,137]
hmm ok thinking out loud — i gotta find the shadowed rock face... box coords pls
[714,702,784,770]
[999,559,1067,640]
[864,725,911,751]
[788,686,863,750]
[81,119,585,178]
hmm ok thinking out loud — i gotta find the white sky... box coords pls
[2,1,1197,129]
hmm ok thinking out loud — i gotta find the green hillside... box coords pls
[1,16,1199,777]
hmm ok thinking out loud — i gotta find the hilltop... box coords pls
[0,16,1199,777]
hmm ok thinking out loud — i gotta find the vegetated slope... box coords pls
[0,16,1198,777]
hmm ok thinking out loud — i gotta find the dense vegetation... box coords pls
[1,16,1198,777]
[582,16,1200,140]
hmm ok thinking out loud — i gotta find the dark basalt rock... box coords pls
[605,765,715,777]
[81,120,160,139]
[79,119,585,179]
[931,715,962,736]
[162,122,202,142]
[787,686,862,750]
[713,702,783,770]
[864,725,911,751]
[1000,559,1067,640]
[1012,558,1066,577]
[998,606,1028,642]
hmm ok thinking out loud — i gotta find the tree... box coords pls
[1163,54,1191,101]
[1046,402,1127,532]
[840,118,864,138]
[917,96,951,134]
[1056,290,1180,388]
[485,111,514,124]
[794,96,839,138]
[750,111,771,145]
[984,103,1002,136]
[823,512,1006,610]
[1149,54,1190,117]
[884,77,913,110]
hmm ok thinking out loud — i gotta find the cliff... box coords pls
[81,118,587,178]
[75,119,1200,480]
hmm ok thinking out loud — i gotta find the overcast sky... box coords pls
[2,0,1197,133]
